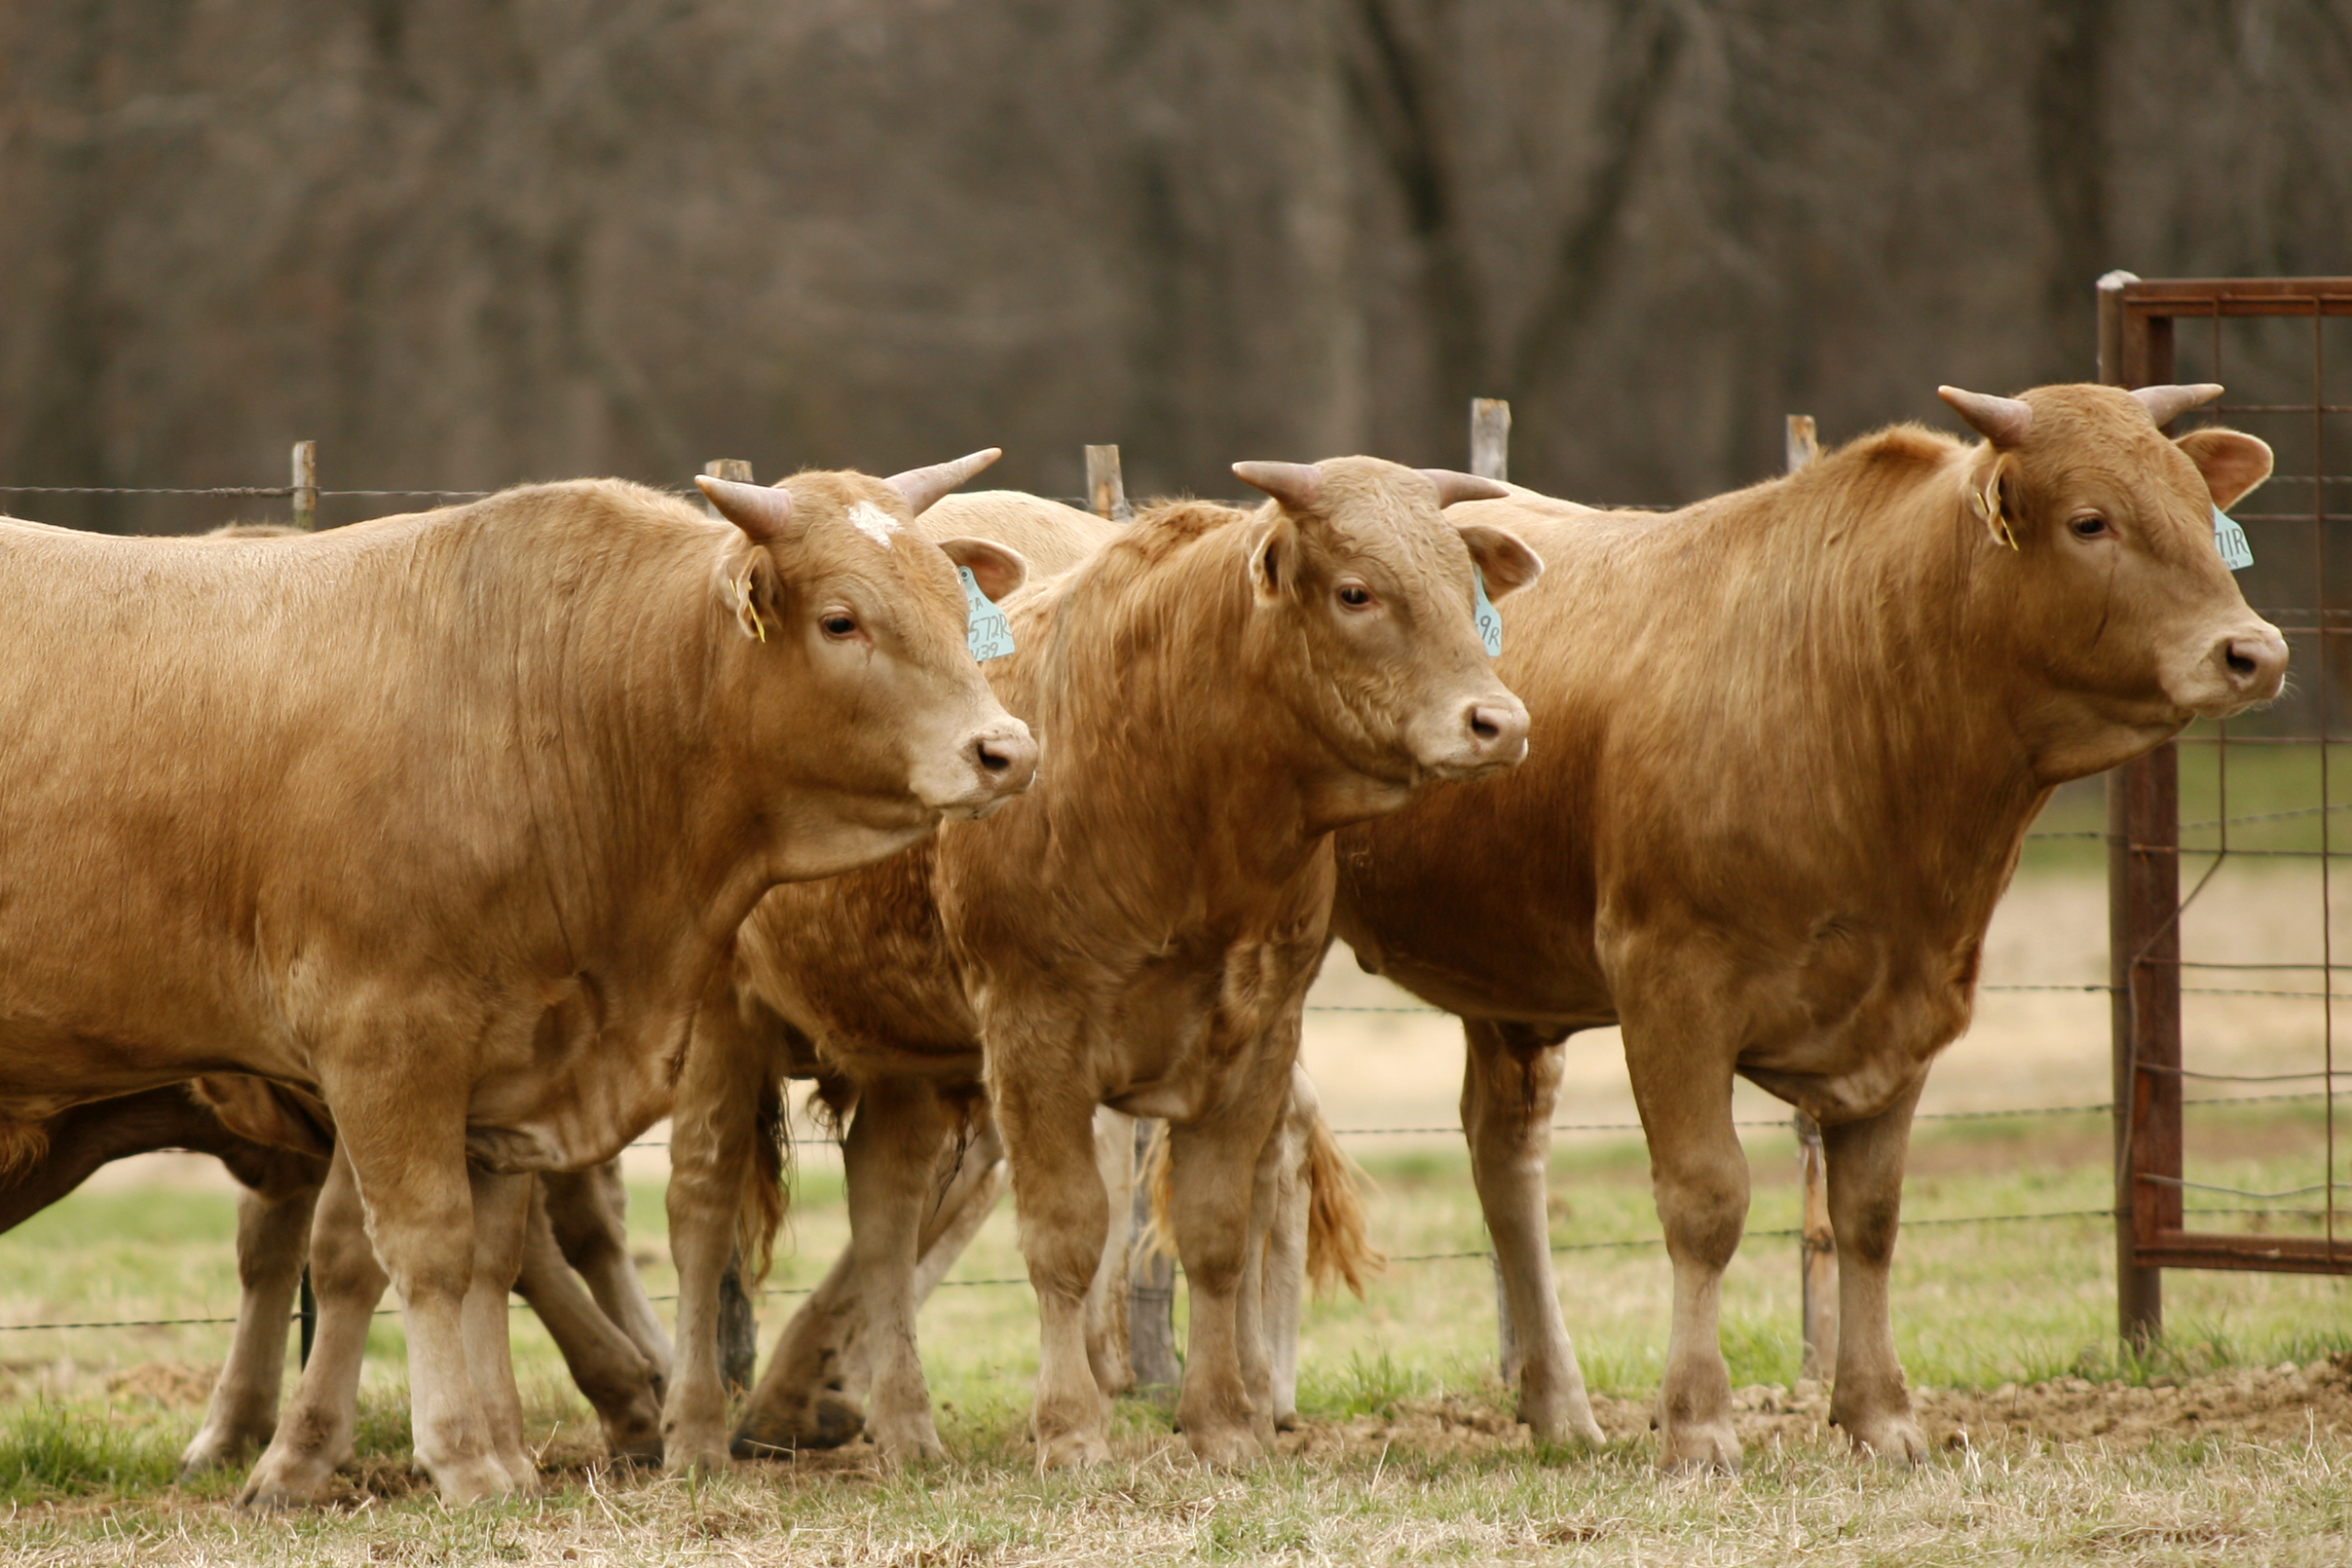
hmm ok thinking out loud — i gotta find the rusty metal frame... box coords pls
[2101,274,2352,1345]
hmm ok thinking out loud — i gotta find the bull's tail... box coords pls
[0,1116,50,1182]
[1302,1109,1383,1300]
[734,1076,793,1288]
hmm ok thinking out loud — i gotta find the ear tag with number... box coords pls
[959,567,1016,661]
[1473,567,1503,657]
[2213,505,2254,572]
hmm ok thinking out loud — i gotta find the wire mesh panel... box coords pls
[2101,275,2352,1342]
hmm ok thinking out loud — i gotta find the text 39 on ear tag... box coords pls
[1473,567,1503,657]
[958,567,1017,661]
[2213,505,2254,572]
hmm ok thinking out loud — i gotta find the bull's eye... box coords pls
[2070,513,2110,541]
[1337,583,1374,609]
[821,614,859,639]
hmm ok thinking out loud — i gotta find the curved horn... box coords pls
[2132,383,2225,429]
[697,474,796,544]
[1232,461,1325,512]
[884,448,1003,516]
[1937,386,2035,448]
[1420,468,1511,507]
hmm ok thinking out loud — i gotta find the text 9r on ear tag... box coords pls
[959,567,1016,661]
[1474,567,1503,657]
[2214,505,2254,572]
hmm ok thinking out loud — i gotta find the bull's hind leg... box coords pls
[240,1147,384,1506]
[515,1177,663,1462]
[543,1160,672,1390]
[1262,1078,1312,1431]
[181,1170,322,1475]
[1620,1002,1749,1474]
[1461,1019,1606,1446]
[1821,1078,1928,1464]
[461,1170,538,1493]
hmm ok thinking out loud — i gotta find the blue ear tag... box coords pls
[958,567,1016,661]
[2213,505,2254,572]
[1473,566,1503,657]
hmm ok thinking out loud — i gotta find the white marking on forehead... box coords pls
[847,501,903,547]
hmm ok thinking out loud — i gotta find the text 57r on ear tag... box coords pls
[1473,567,1503,657]
[958,567,1017,661]
[2214,505,2255,572]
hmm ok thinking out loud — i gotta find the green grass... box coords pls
[2019,731,2352,876]
[6,1115,2352,1560]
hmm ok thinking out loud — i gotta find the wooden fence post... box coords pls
[1470,399,1511,484]
[1085,445,1132,521]
[290,440,317,531]
[1784,413,1838,1380]
[1127,1117,1182,1393]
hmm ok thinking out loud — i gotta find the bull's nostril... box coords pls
[1471,714,1499,741]
[2226,649,2258,679]
[976,742,1011,774]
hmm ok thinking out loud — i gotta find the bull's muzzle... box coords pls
[962,718,1041,811]
[2215,624,2290,708]
[1436,693,1532,776]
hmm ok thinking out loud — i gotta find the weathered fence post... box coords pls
[1085,444,1133,521]
[290,440,317,531]
[1783,414,1839,1379]
[701,457,762,1394]
[1470,398,1511,484]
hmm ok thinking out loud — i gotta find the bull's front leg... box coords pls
[514,1176,663,1462]
[1622,1013,1749,1474]
[1820,1076,1928,1464]
[239,1146,387,1506]
[334,1090,518,1504]
[1163,1049,1294,1470]
[992,1029,1117,1470]
[1460,1018,1606,1446]
[181,1170,322,1475]
[1085,1107,1139,1397]
[661,1010,773,1474]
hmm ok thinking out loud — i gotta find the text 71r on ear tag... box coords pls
[959,567,1016,661]
[2213,505,2254,572]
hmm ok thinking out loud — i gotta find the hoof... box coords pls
[734,1393,866,1457]
[1184,1423,1264,1471]
[1035,1427,1111,1470]
[236,1448,341,1509]
[1839,1411,1929,1466]
[1656,1420,1741,1475]
[424,1453,522,1505]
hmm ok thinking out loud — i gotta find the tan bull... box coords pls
[661,457,1538,1472]
[1329,384,2289,1470]
[0,458,1035,1503]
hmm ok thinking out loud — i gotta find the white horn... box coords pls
[2132,383,2225,428]
[884,448,1003,516]
[1937,386,2035,448]
[1420,468,1511,506]
[697,474,796,544]
[1232,461,1325,512]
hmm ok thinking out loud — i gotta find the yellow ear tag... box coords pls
[733,567,766,643]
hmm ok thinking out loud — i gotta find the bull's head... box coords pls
[1939,382,2289,778]
[698,452,1040,876]
[1232,456,1542,827]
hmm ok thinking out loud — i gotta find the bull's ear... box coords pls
[936,537,1027,603]
[2175,429,2273,511]
[698,474,802,546]
[1248,512,1300,604]
[1456,522,1543,601]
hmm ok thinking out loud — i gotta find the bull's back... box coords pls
[919,492,1119,581]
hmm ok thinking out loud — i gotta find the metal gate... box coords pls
[2102,273,2352,1342]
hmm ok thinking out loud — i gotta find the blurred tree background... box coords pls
[2,0,2347,529]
